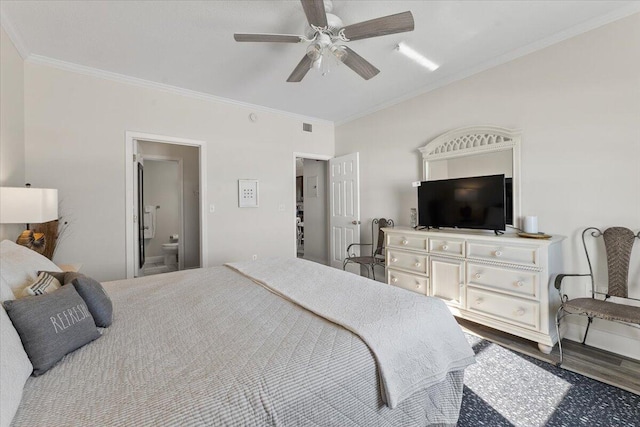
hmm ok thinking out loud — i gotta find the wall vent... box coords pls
[303,123,313,132]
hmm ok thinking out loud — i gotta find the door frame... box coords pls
[125,131,207,278]
[292,152,332,260]
[141,155,185,271]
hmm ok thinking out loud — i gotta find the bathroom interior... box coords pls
[138,141,201,276]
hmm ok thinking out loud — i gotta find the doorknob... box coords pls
[351,220,361,225]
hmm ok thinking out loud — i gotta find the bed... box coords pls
[1,241,474,427]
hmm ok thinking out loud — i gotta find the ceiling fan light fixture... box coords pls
[330,44,348,62]
[306,43,323,61]
[396,42,439,71]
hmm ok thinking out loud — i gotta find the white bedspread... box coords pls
[226,258,476,408]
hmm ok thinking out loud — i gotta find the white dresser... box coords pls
[384,227,564,353]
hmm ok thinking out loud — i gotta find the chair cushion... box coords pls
[563,298,640,324]
[345,256,380,265]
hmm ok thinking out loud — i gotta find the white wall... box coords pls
[139,141,200,269]
[336,14,640,359]
[23,63,334,281]
[0,27,25,241]
[302,159,327,264]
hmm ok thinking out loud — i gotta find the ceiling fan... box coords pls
[234,0,414,82]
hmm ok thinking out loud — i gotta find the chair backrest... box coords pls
[372,218,394,257]
[582,226,640,299]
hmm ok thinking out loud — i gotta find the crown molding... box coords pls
[25,54,334,126]
[0,6,31,59]
[335,5,640,126]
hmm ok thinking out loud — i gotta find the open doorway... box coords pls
[294,154,330,265]
[125,132,207,279]
[137,143,200,276]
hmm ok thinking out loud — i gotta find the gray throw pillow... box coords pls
[63,273,113,327]
[3,285,100,376]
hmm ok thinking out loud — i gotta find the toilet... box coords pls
[161,236,179,269]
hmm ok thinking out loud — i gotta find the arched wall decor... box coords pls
[418,126,522,227]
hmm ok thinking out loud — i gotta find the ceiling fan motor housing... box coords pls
[305,13,344,39]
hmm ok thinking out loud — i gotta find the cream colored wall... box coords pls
[138,141,200,269]
[302,159,328,264]
[336,14,640,359]
[0,28,26,241]
[23,63,334,281]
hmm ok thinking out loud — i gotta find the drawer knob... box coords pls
[514,308,525,316]
[442,244,449,251]
[401,239,409,245]
[475,298,483,305]
[414,261,421,267]
[475,273,482,279]
[494,250,502,257]
[516,280,524,287]
[415,284,421,290]
[391,257,398,263]
[391,277,398,284]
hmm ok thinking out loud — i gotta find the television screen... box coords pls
[418,174,506,231]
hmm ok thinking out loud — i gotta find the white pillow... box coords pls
[0,276,14,302]
[1,305,33,427]
[0,240,62,298]
[22,272,62,297]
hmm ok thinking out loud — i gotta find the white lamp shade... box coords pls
[0,187,58,224]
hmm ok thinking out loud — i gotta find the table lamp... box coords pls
[0,186,58,252]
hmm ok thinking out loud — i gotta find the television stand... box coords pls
[383,227,565,354]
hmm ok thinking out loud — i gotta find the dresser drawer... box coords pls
[467,262,539,299]
[429,238,465,257]
[386,249,428,275]
[467,288,539,330]
[466,242,539,267]
[386,233,428,251]
[387,269,428,295]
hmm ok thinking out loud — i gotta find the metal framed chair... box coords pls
[555,226,640,365]
[343,218,394,280]
[296,217,303,248]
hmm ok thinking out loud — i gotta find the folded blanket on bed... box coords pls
[226,257,475,409]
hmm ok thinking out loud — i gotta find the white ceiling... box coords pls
[2,1,639,123]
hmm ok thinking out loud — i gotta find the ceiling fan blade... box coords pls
[300,0,327,28]
[342,47,380,80]
[342,11,414,41]
[234,33,303,43]
[287,55,313,82]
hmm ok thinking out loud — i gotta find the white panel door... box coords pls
[329,153,360,270]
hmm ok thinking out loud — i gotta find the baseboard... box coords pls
[145,255,164,264]
[563,321,640,361]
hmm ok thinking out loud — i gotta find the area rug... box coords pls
[458,334,640,426]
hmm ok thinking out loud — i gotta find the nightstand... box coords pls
[57,263,82,273]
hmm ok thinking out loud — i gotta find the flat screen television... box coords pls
[418,174,507,232]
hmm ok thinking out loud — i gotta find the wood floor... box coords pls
[457,318,640,396]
